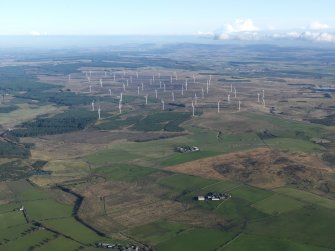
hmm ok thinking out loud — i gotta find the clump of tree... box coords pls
[0,141,31,158]
[10,109,97,137]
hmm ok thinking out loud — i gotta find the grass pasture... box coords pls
[43,217,107,245]
[220,234,332,251]
[274,187,335,210]
[94,164,158,182]
[155,228,236,251]
[127,221,190,246]
[252,194,305,215]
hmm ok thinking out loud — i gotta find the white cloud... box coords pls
[309,21,330,30]
[300,31,335,42]
[30,31,41,36]
[225,19,259,33]
[29,31,48,36]
[197,31,214,37]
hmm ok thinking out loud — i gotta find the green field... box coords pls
[43,217,107,244]
[155,228,236,251]
[94,164,158,182]
[246,206,335,249]
[127,221,190,245]
[159,174,217,192]
[252,194,305,215]
[274,187,335,210]
[221,234,332,251]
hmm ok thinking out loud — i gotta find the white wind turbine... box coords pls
[155,89,158,99]
[145,94,148,105]
[123,83,126,92]
[100,79,103,87]
[238,100,241,111]
[234,88,237,98]
[91,100,95,111]
[141,82,144,91]
[181,85,184,96]
[89,85,92,93]
[217,100,221,113]
[161,99,165,110]
[137,86,140,95]
[172,92,175,102]
[257,93,260,103]
[206,81,209,94]
[185,79,188,90]
[98,105,101,120]
[228,94,231,104]
[118,100,122,114]
[191,101,195,116]
[194,93,198,105]
[109,89,112,96]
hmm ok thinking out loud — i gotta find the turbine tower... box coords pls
[228,94,230,104]
[161,99,165,110]
[145,94,148,105]
[217,100,221,113]
[98,105,101,120]
[91,100,95,111]
[191,101,195,117]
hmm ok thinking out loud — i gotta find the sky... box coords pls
[1,0,335,36]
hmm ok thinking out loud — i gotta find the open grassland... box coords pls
[274,187,335,210]
[252,194,306,215]
[0,103,62,128]
[155,228,236,251]
[220,234,333,251]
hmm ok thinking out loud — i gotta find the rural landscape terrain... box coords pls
[1,40,335,251]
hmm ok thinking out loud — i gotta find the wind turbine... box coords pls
[118,100,122,114]
[136,71,139,79]
[206,81,209,94]
[234,88,237,98]
[120,92,123,102]
[126,79,129,87]
[137,86,140,95]
[164,83,166,92]
[98,105,101,120]
[123,83,126,92]
[159,81,162,89]
[68,74,71,81]
[141,82,144,91]
[161,99,165,110]
[109,89,112,96]
[191,101,195,117]
[238,100,241,111]
[145,94,148,105]
[257,93,260,103]
[113,73,116,81]
[181,85,184,96]
[217,100,221,113]
[100,79,103,87]
[155,89,158,99]
[193,74,196,83]
[170,75,173,84]
[172,92,175,102]
[185,79,188,90]
[194,93,198,105]
[262,89,265,99]
[228,94,231,104]
[89,85,92,93]
[91,100,95,111]
[230,84,233,93]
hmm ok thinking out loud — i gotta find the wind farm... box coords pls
[1,38,335,251]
